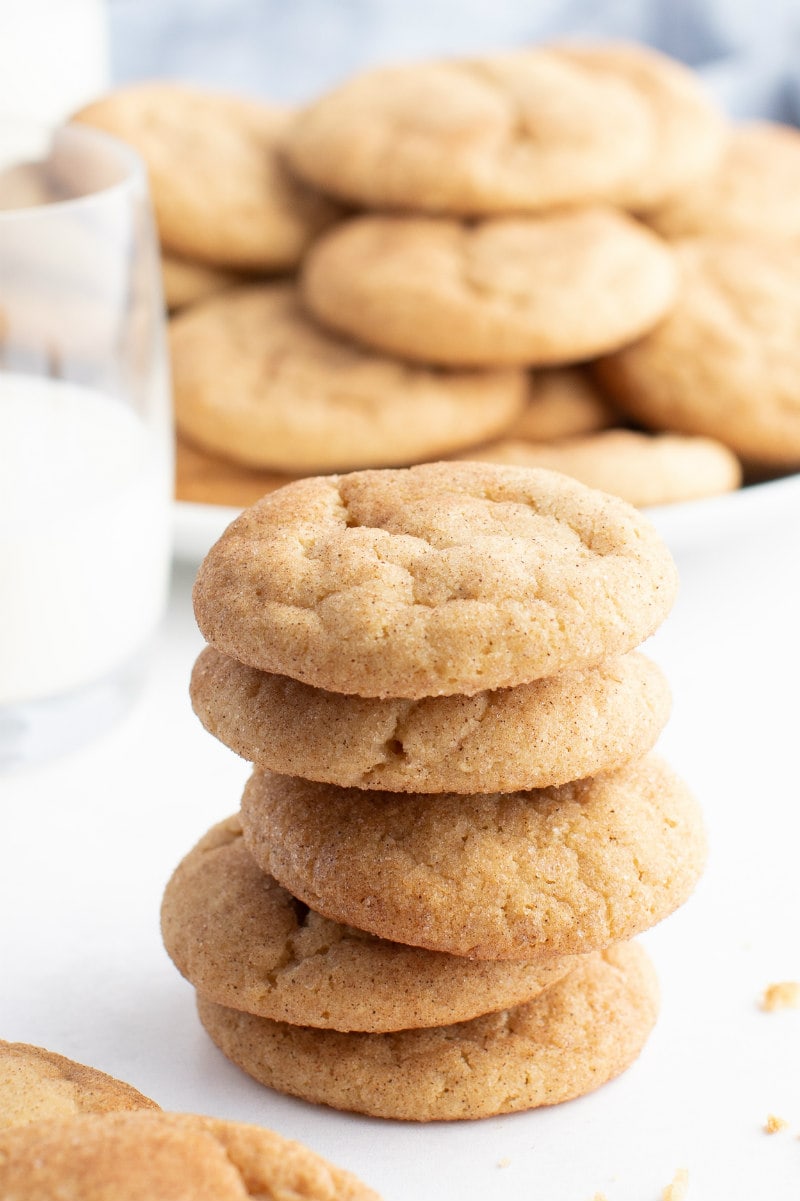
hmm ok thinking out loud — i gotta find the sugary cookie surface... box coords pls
[193,462,678,698]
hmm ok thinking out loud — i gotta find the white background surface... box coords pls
[2,506,800,1201]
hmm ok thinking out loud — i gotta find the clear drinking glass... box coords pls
[0,120,172,767]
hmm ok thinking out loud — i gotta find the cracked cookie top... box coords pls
[0,1111,379,1200]
[301,210,677,367]
[285,50,654,213]
[193,462,678,698]
[161,816,577,1032]
[240,756,707,961]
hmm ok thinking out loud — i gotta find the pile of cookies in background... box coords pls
[159,461,707,1120]
[72,41,800,513]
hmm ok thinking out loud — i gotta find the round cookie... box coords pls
[193,462,679,698]
[646,122,800,242]
[286,50,653,214]
[191,647,670,792]
[73,84,339,270]
[302,210,677,368]
[175,436,294,508]
[596,238,800,467]
[0,1041,158,1130]
[554,42,726,211]
[162,816,578,1032]
[170,284,528,472]
[0,1111,379,1200]
[462,430,742,508]
[162,254,243,312]
[510,367,618,442]
[240,755,707,961]
[197,943,659,1121]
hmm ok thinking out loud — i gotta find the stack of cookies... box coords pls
[162,461,707,1121]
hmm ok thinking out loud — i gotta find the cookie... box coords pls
[191,647,670,792]
[646,122,800,242]
[175,436,293,508]
[286,50,653,214]
[302,210,677,368]
[462,430,742,508]
[0,1111,379,1200]
[596,238,800,467]
[0,1041,158,1130]
[554,43,726,211]
[196,943,658,1121]
[162,816,578,1032]
[73,84,339,270]
[170,284,528,472]
[240,755,706,961]
[509,367,618,442]
[193,462,679,698]
[162,254,243,311]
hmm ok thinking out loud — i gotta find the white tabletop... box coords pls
[2,505,800,1201]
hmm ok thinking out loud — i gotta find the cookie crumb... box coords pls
[662,1168,689,1201]
[762,982,800,1011]
[497,1157,511,1168]
[592,1193,609,1201]
[764,1114,788,1134]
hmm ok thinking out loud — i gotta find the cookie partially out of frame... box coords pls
[162,817,578,1032]
[170,284,528,472]
[302,210,677,367]
[0,1040,158,1130]
[240,756,706,961]
[193,462,679,698]
[197,943,658,1121]
[73,83,339,270]
[286,49,653,214]
[462,429,742,508]
[596,237,800,467]
[0,1111,379,1200]
[191,647,670,792]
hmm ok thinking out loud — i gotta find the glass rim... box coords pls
[0,117,148,223]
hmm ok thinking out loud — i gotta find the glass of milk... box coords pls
[0,120,172,767]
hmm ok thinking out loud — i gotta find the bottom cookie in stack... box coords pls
[161,817,660,1121]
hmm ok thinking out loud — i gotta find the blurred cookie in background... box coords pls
[460,429,742,507]
[596,238,800,468]
[170,283,528,472]
[508,366,619,441]
[161,254,246,312]
[553,42,727,211]
[73,83,341,271]
[645,121,800,242]
[286,48,655,213]
[302,210,678,366]
[175,436,293,508]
